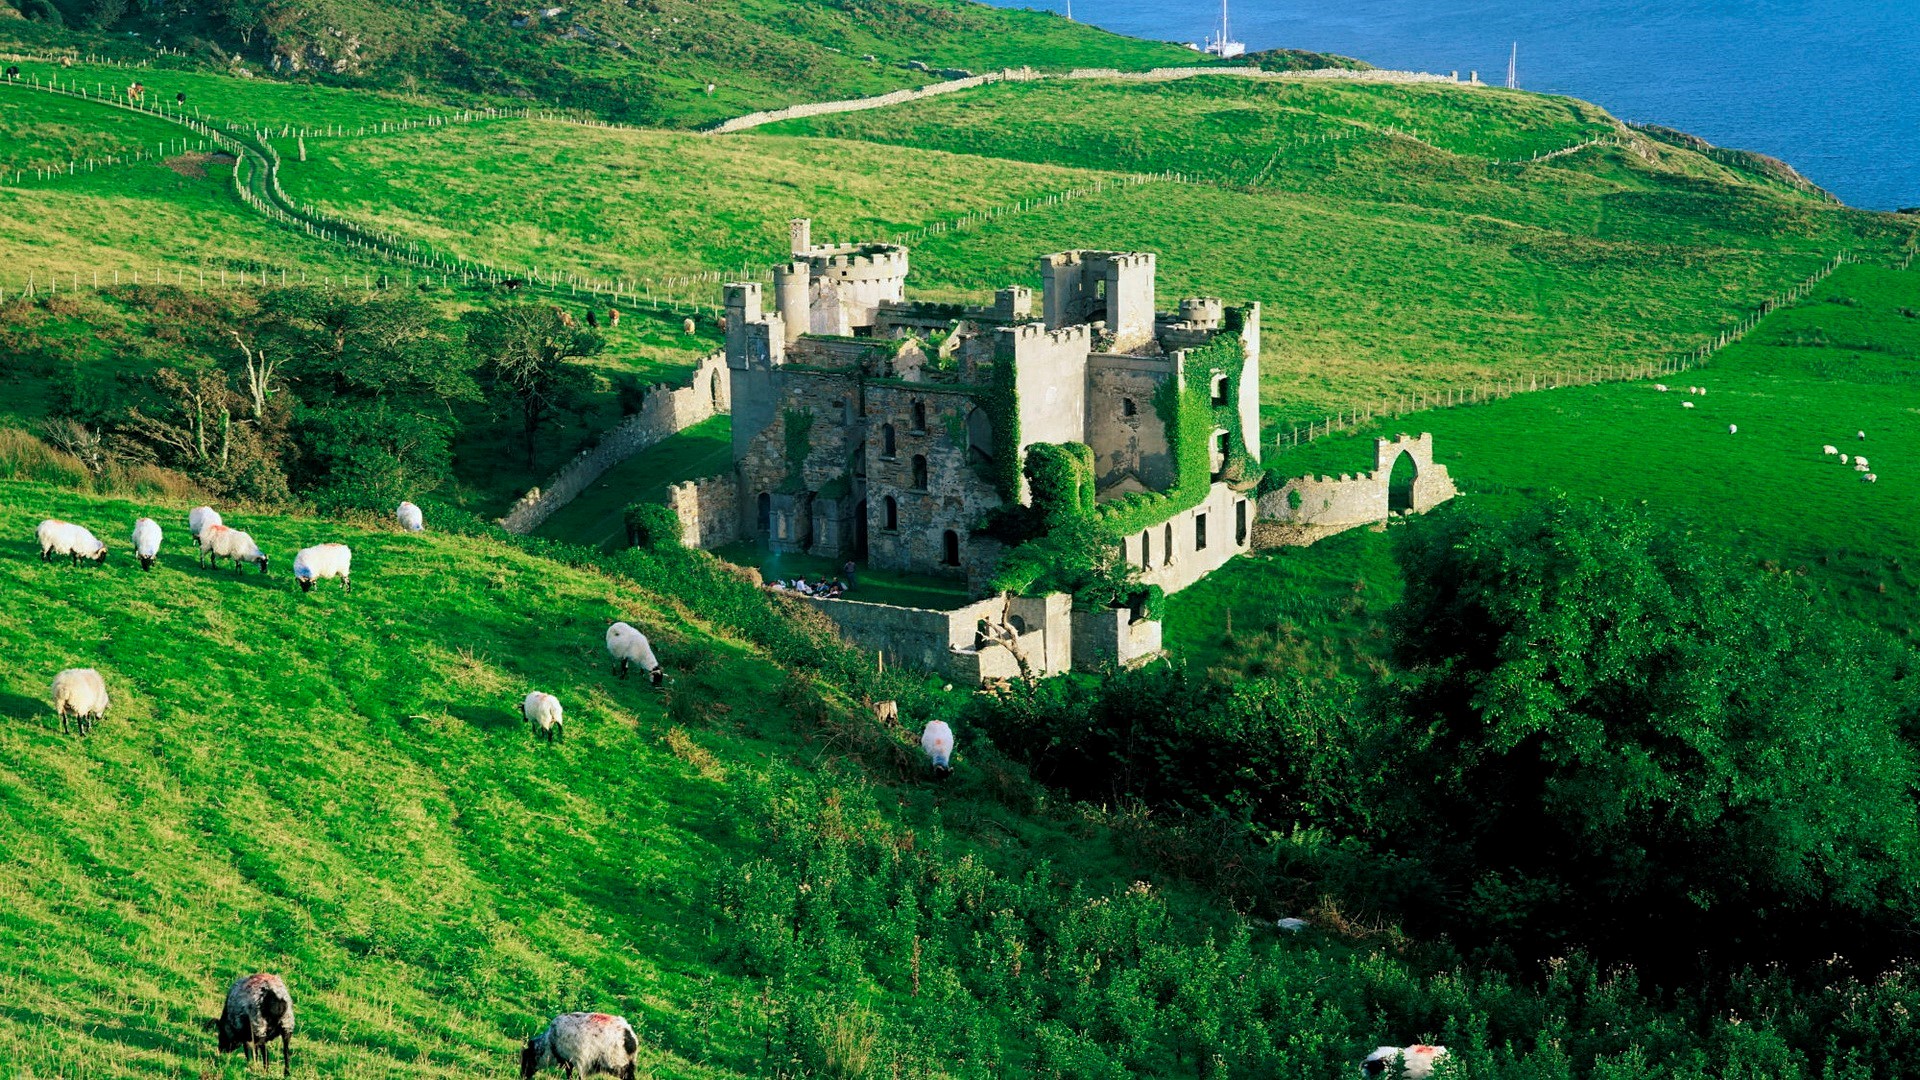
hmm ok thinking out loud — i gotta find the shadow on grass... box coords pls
[0,1004,195,1057]
[0,691,48,723]
[449,704,522,732]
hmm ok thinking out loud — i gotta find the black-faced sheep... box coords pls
[520,1012,638,1080]
[37,519,106,565]
[50,668,109,735]
[1361,1045,1448,1078]
[292,544,352,593]
[216,973,295,1076]
[921,719,954,778]
[132,517,162,571]
[200,524,269,573]
[606,621,662,685]
[523,692,563,743]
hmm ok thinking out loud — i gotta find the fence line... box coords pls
[1271,251,1856,451]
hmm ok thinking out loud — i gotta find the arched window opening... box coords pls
[1211,373,1230,406]
[1121,397,1138,418]
[911,400,927,433]
[884,496,898,531]
[942,530,961,566]
[1236,499,1248,545]
[757,492,771,532]
[1163,523,1175,565]
[912,454,928,490]
[966,407,994,464]
[881,423,897,458]
[1194,512,1208,551]
[1388,450,1419,514]
[1140,529,1152,570]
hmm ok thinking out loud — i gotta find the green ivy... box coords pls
[979,356,1022,503]
[779,407,815,494]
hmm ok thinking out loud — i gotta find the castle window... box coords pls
[942,530,961,567]
[836,398,850,425]
[1236,499,1248,545]
[1194,513,1208,551]
[966,407,994,464]
[1140,529,1152,570]
[911,400,927,433]
[884,496,898,531]
[882,423,896,458]
[1211,374,1230,406]
[757,492,770,532]
[1213,430,1231,474]
[1122,397,1137,418]
[911,454,929,491]
[853,446,867,478]
[1164,523,1175,564]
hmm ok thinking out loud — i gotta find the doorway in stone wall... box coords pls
[1388,450,1418,514]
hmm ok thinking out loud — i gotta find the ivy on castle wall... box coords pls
[779,407,816,494]
[1096,333,1256,537]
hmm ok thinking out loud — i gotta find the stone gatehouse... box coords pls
[719,218,1262,595]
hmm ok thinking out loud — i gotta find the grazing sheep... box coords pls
[50,668,109,735]
[1652,384,1668,392]
[199,525,269,573]
[520,1012,638,1080]
[292,544,352,594]
[921,719,955,778]
[132,517,162,571]
[523,691,563,743]
[1854,457,1869,468]
[1856,462,1871,472]
[188,505,222,542]
[1840,454,1850,465]
[1728,424,1737,434]
[395,501,424,532]
[872,700,899,727]
[1681,401,1695,409]
[1362,1045,1449,1078]
[1823,445,1839,455]
[216,973,295,1077]
[1275,917,1309,932]
[1859,430,1867,440]
[1865,473,1878,483]
[37,519,106,565]
[605,621,663,686]
[681,317,696,335]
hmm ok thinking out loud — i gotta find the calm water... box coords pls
[984,0,1920,209]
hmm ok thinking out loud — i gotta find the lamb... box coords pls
[395,501,424,532]
[50,668,109,735]
[1361,1045,1449,1078]
[1681,401,1695,409]
[921,719,955,778]
[292,544,352,594]
[519,1012,639,1080]
[37,519,106,565]
[132,517,163,571]
[199,525,269,573]
[605,621,663,685]
[523,691,564,743]
[188,505,222,542]
[1652,384,1668,392]
[216,973,295,1076]
[1823,445,1839,455]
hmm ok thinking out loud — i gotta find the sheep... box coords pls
[1275,917,1309,932]
[1823,445,1839,455]
[199,525,269,574]
[1361,1045,1449,1078]
[519,1012,638,1080]
[188,505,222,542]
[523,691,563,743]
[292,544,352,594]
[1856,462,1871,472]
[681,316,696,335]
[1728,424,1737,434]
[872,699,900,727]
[1652,383,1668,392]
[395,501,424,532]
[216,973,295,1077]
[1865,473,1878,483]
[1840,454,1850,465]
[605,621,662,685]
[1681,401,1695,409]
[132,517,163,571]
[50,668,108,735]
[1854,457,1869,468]
[921,719,955,778]
[1859,430,1867,440]
[37,519,106,565]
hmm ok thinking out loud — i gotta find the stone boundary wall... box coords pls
[665,474,739,550]
[499,351,731,534]
[707,64,1469,135]
[1255,432,1457,545]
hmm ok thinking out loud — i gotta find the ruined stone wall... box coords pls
[1070,607,1164,672]
[733,369,864,553]
[863,384,999,579]
[1255,432,1458,542]
[1119,481,1256,595]
[1086,353,1176,493]
[499,351,729,534]
[1000,322,1092,451]
[665,474,740,551]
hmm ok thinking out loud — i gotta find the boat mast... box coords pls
[1507,42,1517,89]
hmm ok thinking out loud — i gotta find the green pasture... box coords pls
[533,415,733,551]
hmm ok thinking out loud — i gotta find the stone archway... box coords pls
[1387,450,1418,514]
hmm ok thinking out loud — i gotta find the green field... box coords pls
[533,415,734,550]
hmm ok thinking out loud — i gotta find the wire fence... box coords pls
[1271,251,1858,451]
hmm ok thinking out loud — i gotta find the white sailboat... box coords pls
[1205,0,1246,59]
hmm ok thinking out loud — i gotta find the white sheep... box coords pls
[395,501,424,532]
[1275,917,1309,932]
[188,505,222,542]
[1823,445,1838,455]
[37,519,106,565]
[873,700,900,727]
[1652,384,1668,392]
[1361,1045,1449,1078]
[293,544,353,594]
[1859,430,1867,440]
[1840,454,1850,465]
[1854,456,1869,468]
[50,668,109,735]
[921,719,955,778]
[1856,462,1871,472]
[1697,387,1707,396]
[199,524,269,573]
[605,621,662,685]
[519,1012,638,1080]
[1681,401,1695,409]
[1865,473,1877,483]
[216,973,295,1076]
[132,517,163,571]
[1728,424,1737,434]
[522,691,564,743]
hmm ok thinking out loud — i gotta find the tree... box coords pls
[1380,497,1920,968]
[464,303,602,465]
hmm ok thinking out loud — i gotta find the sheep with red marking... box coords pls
[520,1011,638,1080]
[188,505,222,543]
[216,973,296,1076]
[1361,1044,1449,1077]
[921,719,955,778]
[200,524,269,573]
[37,519,106,565]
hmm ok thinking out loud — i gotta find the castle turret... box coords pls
[790,217,812,257]
[1039,250,1157,352]
[723,282,785,369]
[774,261,810,344]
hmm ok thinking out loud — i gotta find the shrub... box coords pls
[622,502,684,550]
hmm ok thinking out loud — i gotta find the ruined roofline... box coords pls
[796,242,911,276]
[1041,249,1156,268]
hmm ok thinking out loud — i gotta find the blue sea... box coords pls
[981,0,1920,210]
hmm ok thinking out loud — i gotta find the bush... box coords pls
[622,502,683,551]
